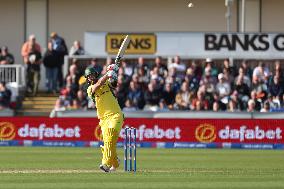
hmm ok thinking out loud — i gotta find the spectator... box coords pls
[115,75,128,108]
[235,66,251,88]
[199,66,216,94]
[204,58,218,77]
[269,75,283,99]
[216,73,231,106]
[136,67,150,90]
[143,83,161,111]
[0,82,12,109]
[260,100,270,112]
[168,56,186,81]
[212,101,220,112]
[43,41,60,93]
[233,76,250,110]
[174,81,192,110]
[152,56,167,77]
[134,57,149,76]
[50,32,68,88]
[0,46,14,64]
[87,58,103,75]
[77,89,88,109]
[65,64,80,99]
[185,67,199,92]
[21,35,41,64]
[158,99,169,111]
[191,90,209,111]
[222,58,237,77]
[241,60,253,79]
[251,76,268,101]
[249,90,261,111]
[54,99,66,111]
[252,61,270,83]
[121,60,133,77]
[127,81,144,109]
[69,40,85,56]
[23,41,42,96]
[162,83,176,109]
[247,99,256,112]
[123,99,137,112]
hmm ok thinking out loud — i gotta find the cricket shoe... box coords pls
[109,157,121,172]
[99,164,110,173]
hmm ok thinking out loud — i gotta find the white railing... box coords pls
[0,65,26,87]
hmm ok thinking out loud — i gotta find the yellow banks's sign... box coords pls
[106,34,156,54]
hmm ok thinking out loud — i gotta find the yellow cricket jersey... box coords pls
[87,80,122,119]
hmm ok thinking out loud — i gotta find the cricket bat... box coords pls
[115,35,130,66]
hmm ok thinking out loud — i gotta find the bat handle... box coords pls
[115,56,121,66]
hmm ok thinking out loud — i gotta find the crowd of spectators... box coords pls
[54,56,284,112]
[1,33,284,112]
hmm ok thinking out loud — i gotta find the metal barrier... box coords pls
[0,65,26,87]
[50,109,284,119]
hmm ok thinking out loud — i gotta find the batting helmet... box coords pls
[84,67,99,78]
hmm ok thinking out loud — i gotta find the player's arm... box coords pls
[90,70,117,93]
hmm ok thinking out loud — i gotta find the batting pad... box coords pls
[102,128,119,168]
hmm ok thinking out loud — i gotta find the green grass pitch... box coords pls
[0,147,283,189]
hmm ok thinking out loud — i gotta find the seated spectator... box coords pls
[0,82,12,109]
[0,46,14,64]
[212,101,220,112]
[151,56,167,78]
[134,57,149,76]
[235,66,251,88]
[68,99,80,110]
[253,61,270,84]
[184,67,199,92]
[136,67,149,90]
[233,76,250,110]
[87,58,103,75]
[247,99,256,112]
[223,67,234,87]
[121,60,133,77]
[162,83,176,109]
[115,76,128,108]
[191,90,209,110]
[77,89,88,109]
[191,60,203,81]
[54,99,66,111]
[58,88,72,108]
[216,73,231,105]
[241,60,253,79]
[69,40,85,56]
[159,99,169,112]
[65,64,80,97]
[199,67,216,93]
[269,75,283,99]
[204,58,218,77]
[221,58,237,77]
[251,76,268,101]
[127,81,144,109]
[174,81,192,110]
[123,99,137,112]
[249,90,261,111]
[168,56,186,81]
[143,83,161,111]
[260,101,270,112]
[228,91,242,112]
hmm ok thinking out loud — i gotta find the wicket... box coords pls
[124,127,137,172]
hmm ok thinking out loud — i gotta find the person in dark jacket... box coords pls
[43,41,60,93]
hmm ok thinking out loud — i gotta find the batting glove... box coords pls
[107,64,119,72]
[107,70,118,81]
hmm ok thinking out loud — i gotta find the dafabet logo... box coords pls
[195,123,216,143]
[0,122,16,141]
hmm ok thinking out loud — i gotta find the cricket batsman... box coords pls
[85,64,123,172]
